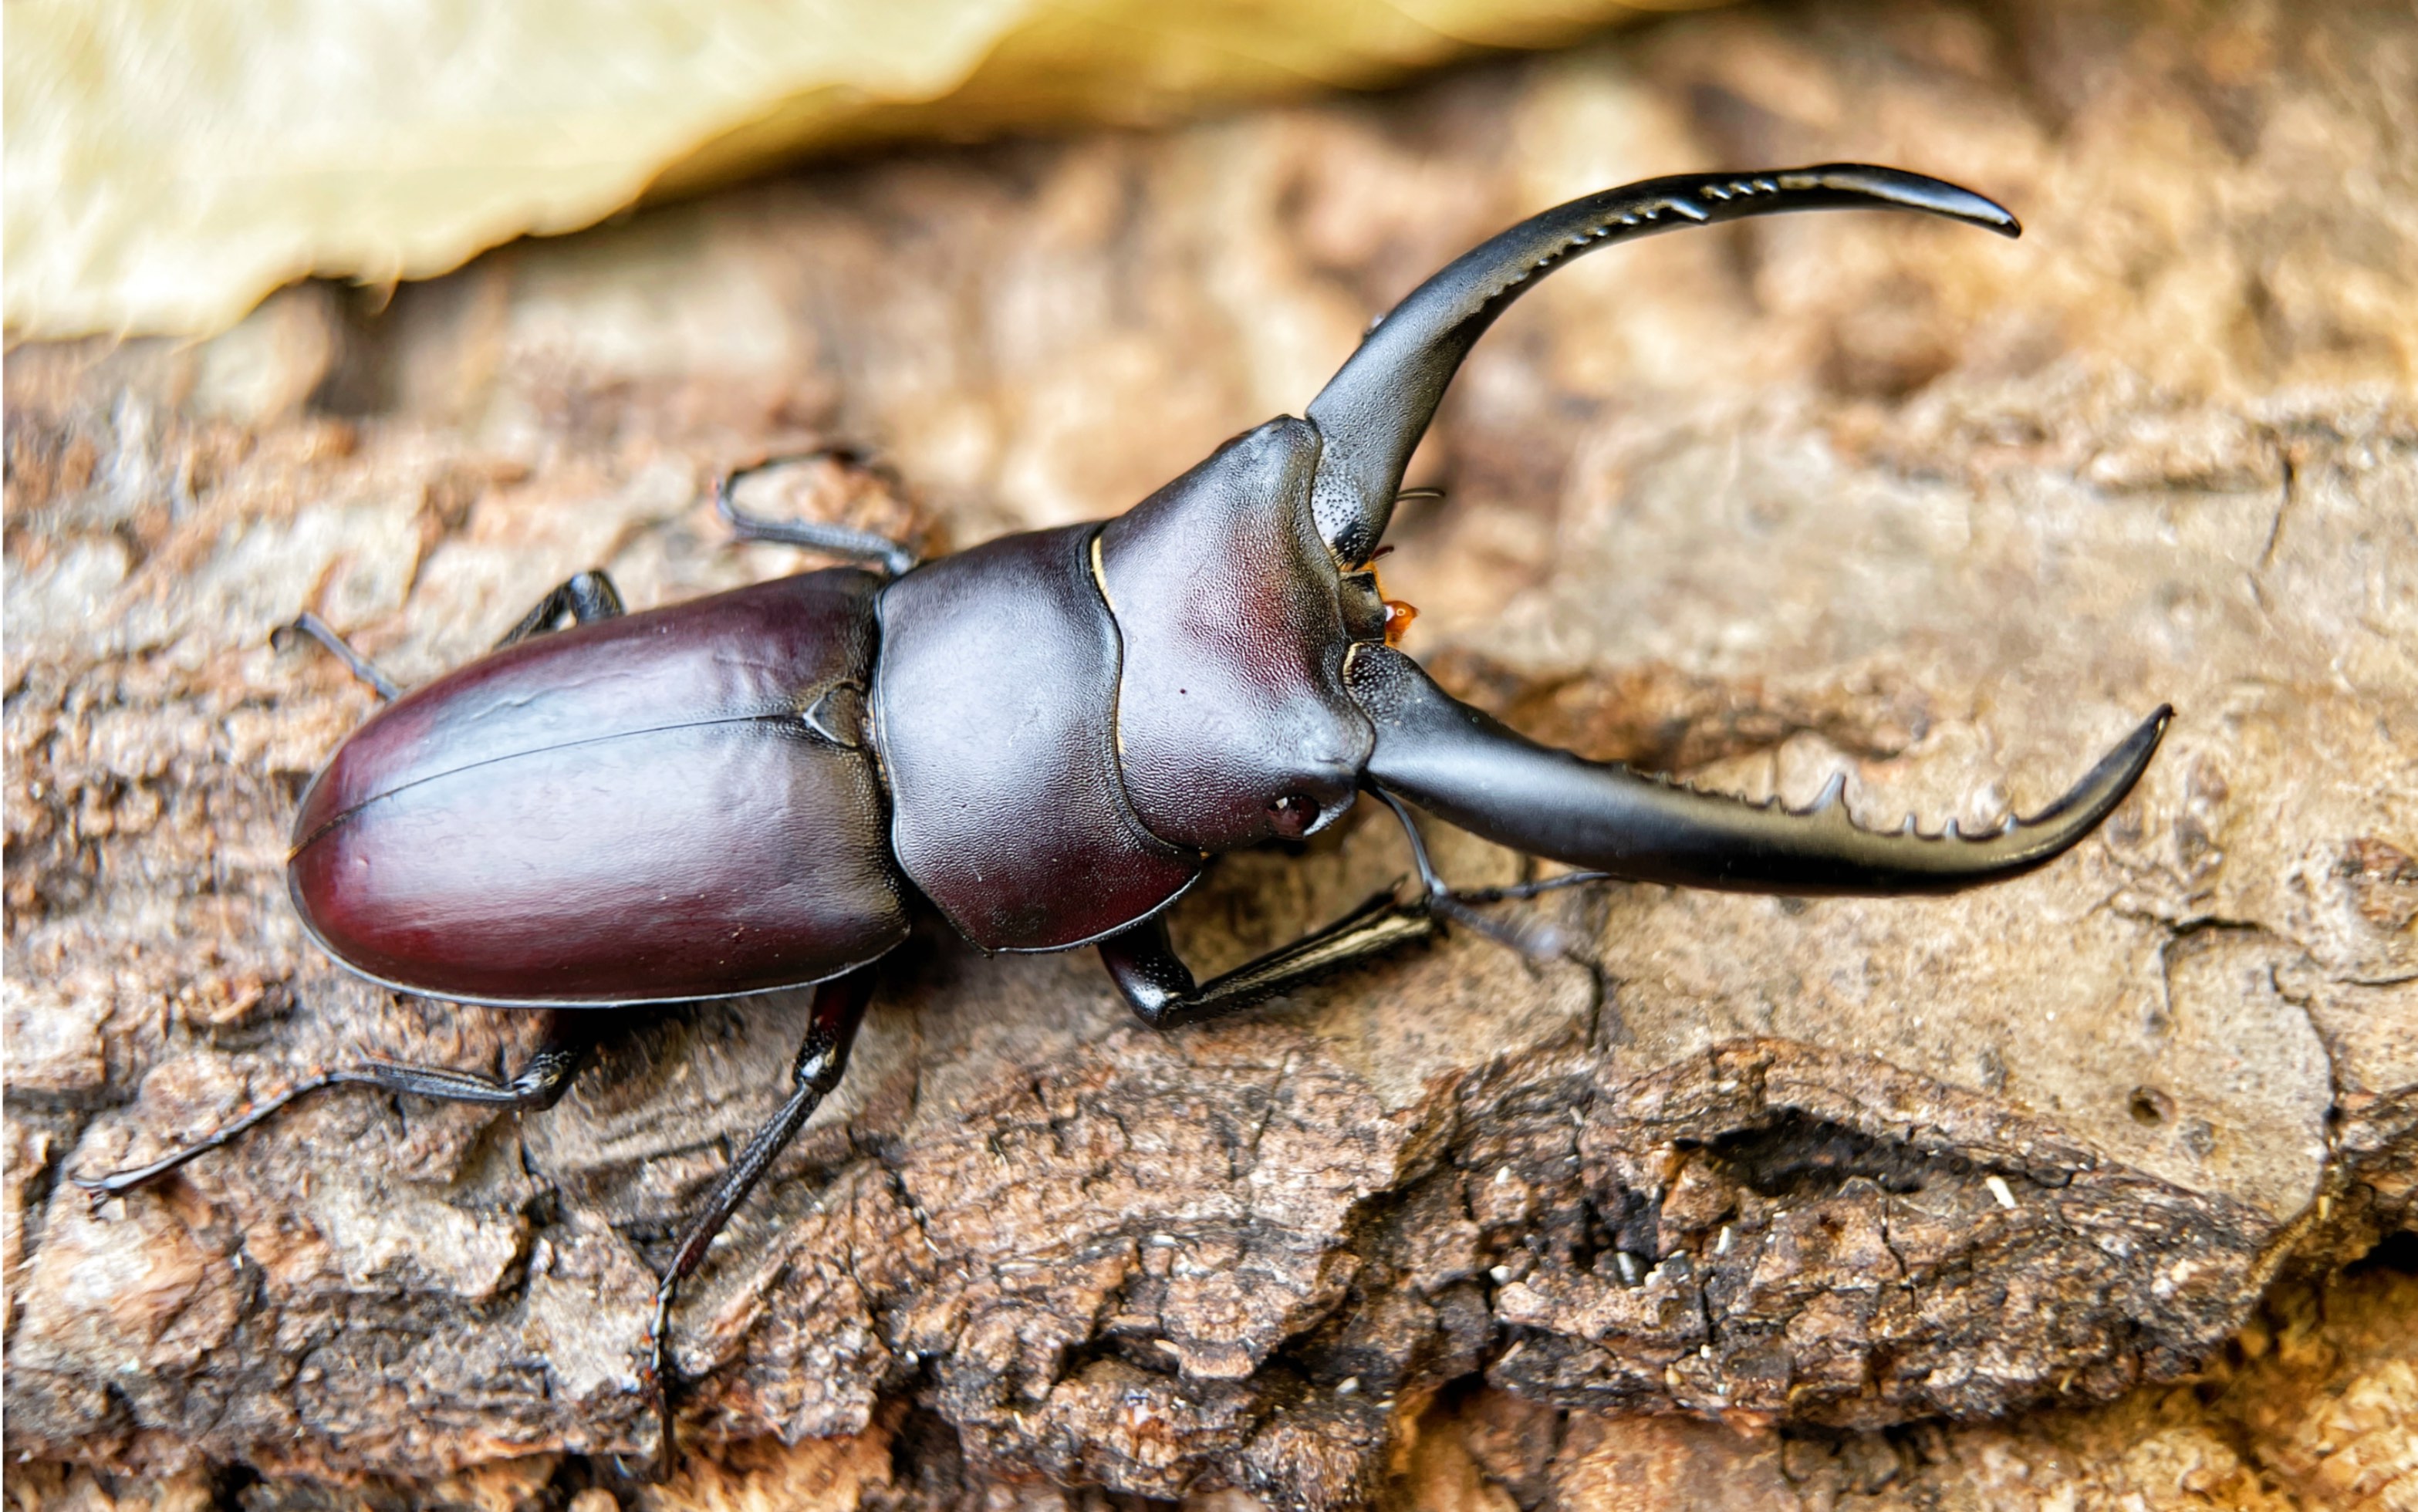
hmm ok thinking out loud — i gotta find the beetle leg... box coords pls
[1097,890,1440,1031]
[495,569,627,647]
[1367,786,1596,964]
[1096,781,1599,1030]
[271,612,401,700]
[70,1010,604,1201]
[635,967,877,1480]
[717,451,920,577]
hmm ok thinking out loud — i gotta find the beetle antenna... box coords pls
[1305,164,2019,563]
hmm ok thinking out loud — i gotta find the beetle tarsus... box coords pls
[1425,890,1577,964]
[70,1011,602,1204]
[717,451,920,577]
[1373,785,1594,964]
[626,1348,678,1486]
[272,612,401,701]
[496,569,627,647]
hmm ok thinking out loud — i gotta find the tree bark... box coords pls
[6,0,2413,1507]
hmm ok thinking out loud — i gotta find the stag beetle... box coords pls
[77,165,2170,1465]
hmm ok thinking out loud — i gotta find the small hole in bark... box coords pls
[1701,1113,1952,1197]
[214,1463,264,1512]
[2345,1229,2418,1277]
[890,1406,968,1505]
[2128,1086,2175,1126]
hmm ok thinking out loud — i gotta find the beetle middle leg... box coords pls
[73,1009,606,1200]
[716,452,920,577]
[635,966,878,1477]
[495,569,626,646]
[268,568,626,698]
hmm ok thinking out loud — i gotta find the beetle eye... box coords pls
[1266,794,1319,839]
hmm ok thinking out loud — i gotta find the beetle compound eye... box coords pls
[1337,571,1389,643]
[1267,794,1320,839]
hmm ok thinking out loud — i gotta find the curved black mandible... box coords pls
[1349,645,2167,896]
[1304,164,2020,563]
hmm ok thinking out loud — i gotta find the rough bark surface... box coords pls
[6,0,2414,1507]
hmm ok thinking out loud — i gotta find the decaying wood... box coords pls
[6,0,2413,1507]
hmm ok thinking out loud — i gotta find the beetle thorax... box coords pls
[866,417,1386,954]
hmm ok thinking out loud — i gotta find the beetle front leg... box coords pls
[73,1010,605,1200]
[495,569,626,646]
[1098,788,1599,1029]
[636,966,877,1479]
[1098,892,1440,1030]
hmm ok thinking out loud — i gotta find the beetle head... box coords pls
[1097,417,1373,852]
[1285,167,2171,905]
[1097,167,2022,859]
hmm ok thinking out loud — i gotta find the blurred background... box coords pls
[6,2,2415,1510]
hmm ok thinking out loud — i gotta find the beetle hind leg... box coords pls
[272,612,401,700]
[72,1010,605,1201]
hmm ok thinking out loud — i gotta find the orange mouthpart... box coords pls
[1369,559,1417,646]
